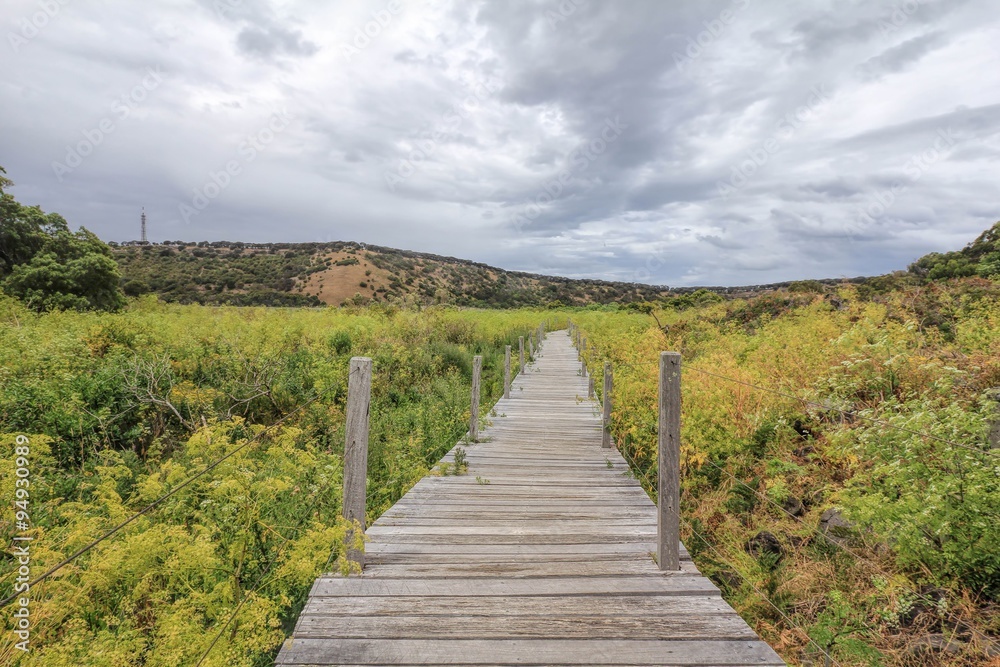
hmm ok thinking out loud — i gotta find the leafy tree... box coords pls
[0,166,57,275]
[908,220,1000,281]
[978,254,1000,277]
[0,166,125,311]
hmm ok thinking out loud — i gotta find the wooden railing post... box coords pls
[588,375,595,399]
[529,335,534,359]
[504,345,511,399]
[602,362,613,449]
[471,355,482,442]
[343,356,372,570]
[658,352,681,571]
[519,336,525,375]
[581,339,587,376]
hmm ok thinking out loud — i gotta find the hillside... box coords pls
[111,221,999,309]
[111,241,675,307]
[111,240,859,308]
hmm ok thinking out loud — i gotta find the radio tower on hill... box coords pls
[140,208,148,244]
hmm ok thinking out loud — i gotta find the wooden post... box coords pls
[588,375,595,399]
[504,345,511,399]
[471,355,482,442]
[343,356,372,569]
[529,335,534,359]
[602,362,613,449]
[581,339,587,376]
[658,352,681,572]
[519,336,525,374]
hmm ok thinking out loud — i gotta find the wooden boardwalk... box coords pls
[277,331,785,666]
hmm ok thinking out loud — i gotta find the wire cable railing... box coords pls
[0,367,361,609]
[584,355,996,459]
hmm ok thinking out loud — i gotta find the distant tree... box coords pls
[909,221,1000,282]
[977,248,1000,278]
[0,166,125,312]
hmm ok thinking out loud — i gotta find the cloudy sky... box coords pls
[2,0,999,286]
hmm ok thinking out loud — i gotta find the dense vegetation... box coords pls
[112,242,323,307]
[0,298,550,665]
[574,277,999,665]
[0,168,124,313]
[113,241,679,308]
[4,276,997,664]
[908,222,1000,281]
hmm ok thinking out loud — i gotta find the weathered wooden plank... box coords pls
[310,576,716,597]
[374,518,658,529]
[365,534,659,546]
[364,552,684,566]
[300,594,731,617]
[367,523,657,534]
[276,639,786,665]
[354,560,700,578]
[292,613,759,640]
[364,543,663,555]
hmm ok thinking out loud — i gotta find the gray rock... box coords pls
[819,508,854,545]
[782,495,805,517]
[906,634,965,658]
[900,587,947,629]
[746,531,783,560]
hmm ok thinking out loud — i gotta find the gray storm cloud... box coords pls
[1,0,998,286]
